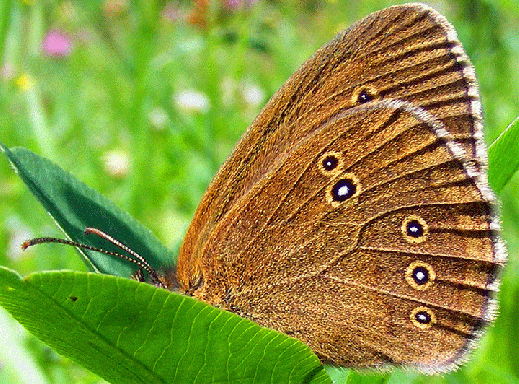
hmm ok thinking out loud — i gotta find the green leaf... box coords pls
[0,267,330,384]
[325,368,390,384]
[488,116,519,193]
[0,144,331,383]
[0,143,171,278]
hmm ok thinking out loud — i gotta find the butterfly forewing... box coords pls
[178,4,485,283]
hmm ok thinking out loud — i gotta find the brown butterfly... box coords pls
[174,3,506,372]
[25,2,506,373]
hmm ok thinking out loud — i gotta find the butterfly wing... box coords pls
[176,3,505,372]
[178,3,488,284]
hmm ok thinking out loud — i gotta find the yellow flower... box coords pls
[15,74,34,92]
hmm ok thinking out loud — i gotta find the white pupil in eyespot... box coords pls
[415,271,425,281]
[337,185,349,197]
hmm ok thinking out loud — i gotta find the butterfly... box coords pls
[22,3,506,373]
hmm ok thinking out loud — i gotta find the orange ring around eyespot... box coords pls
[410,306,436,330]
[318,151,344,176]
[325,173,361,207]
[405,261,436,290]
[401,215,429,244]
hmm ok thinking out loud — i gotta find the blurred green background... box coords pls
[1,0,518,383]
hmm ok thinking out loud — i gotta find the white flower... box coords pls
[103,149,130,178]
[242,82,264,107]
[174,90,210,113]
[148,107,169,130]
[7,226,33,260]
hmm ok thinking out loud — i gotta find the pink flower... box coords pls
[1,63,14,80]
[223,0,258,11]
[162,3,183,22]
[41,29,72,57]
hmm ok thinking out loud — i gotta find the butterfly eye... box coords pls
[402,215,428,243]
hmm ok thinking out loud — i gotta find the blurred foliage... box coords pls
[0,0,518,383]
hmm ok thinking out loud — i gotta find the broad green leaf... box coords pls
[488,116,519,193]
[0,267,330,384]
[325,368,390,384]
[0,144,333,382]
[0,143,171,277]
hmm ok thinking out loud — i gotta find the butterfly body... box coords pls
[173,3,505,372]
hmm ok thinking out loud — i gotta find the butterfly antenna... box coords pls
[22,228,163,287]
